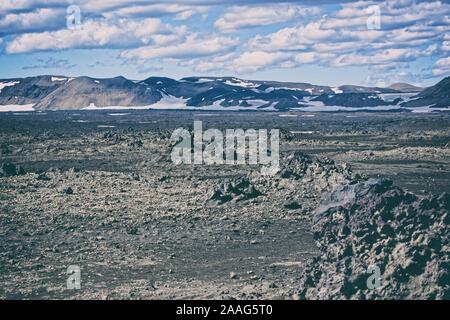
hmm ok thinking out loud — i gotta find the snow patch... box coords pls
[51,77,67,82]
[195,78,215,83]
[409,106,449,113]
[82,94,188,111]
[0,104,34,112]
[294,105,404,112]
[264,86,310,93]
[331,87,343,94]
[223,78,258,88]
[148,94,188,109]
[0,81,20,93]
[378,92,417,102]
[291,131,315,134]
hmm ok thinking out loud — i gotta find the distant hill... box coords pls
[388,83,424,93]
[401,77,450,108]
[33,76,161,110]
[0,75,448,111]
[312,93,401,108]
[0,75,68,105]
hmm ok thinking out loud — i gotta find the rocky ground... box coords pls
[0,110,449,299]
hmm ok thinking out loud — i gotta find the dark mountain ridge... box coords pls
[0,75,447,111]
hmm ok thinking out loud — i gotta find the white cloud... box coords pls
[0,8,63,35]
[102,4,209,20]
[332,48,423,67]
[313,41,361,54]
[363,67,425,88]
[120,33,238,60]
[248,21,336,52]
[231,51,289,74]
[0,0,62,14]
[0,0,449,85]
[156,0,449,81]
[294,52,335,64]
[222,0,450,76]
[432,57,450,76]
[327,0,447,30]
[183,52,236,73]
[5,18,182,53]
[214,4,320,33]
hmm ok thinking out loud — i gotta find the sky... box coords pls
[0,0,449,87]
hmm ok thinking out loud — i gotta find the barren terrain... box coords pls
[1,110,449,299]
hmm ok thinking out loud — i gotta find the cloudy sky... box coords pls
[0,0,449,86]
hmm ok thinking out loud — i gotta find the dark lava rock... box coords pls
[0,143,11,155]
[158,175,169,182]
[0,163,25,177]
[279,151,312,179]
[36,172,51,181]
[61,186,74,195]
[128,139,143,148]
[208,176,262,205]
[130,173,140,181]
[126,226,139,235]
[279,151,352,182]
[103,131,124,142]
[313,93,394,108]
[283,199,302,210]
[297,178,450,300]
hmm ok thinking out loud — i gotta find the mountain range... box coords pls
[0,75,449,111]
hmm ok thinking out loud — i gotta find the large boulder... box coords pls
[297,179,450,299]
[207,176,262,205]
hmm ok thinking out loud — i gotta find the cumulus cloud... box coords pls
[432,57,450,77]
[0,0,63,14]
[5,18,184,53]
[207,0,450,78]
[120,33,238,60]
[0,0,195,14]
[0,0,354,15]
[214,4,320,33]
[0,8,65,36]
[0,0,211,28]
[324,0,446,29]
[101,3,209,20]
[363,66,426,87]
[231,51,289,73]
[248,21,338,52]
[332,48,424,67]
[185,52,236,73]
[0,0,448,85]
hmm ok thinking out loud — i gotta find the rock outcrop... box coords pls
[207,176,262,205]
[297,179,450,299]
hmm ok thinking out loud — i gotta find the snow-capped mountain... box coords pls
[401,77,450,109]
[0,75,448,112]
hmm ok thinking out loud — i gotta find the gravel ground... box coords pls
[0,110,449,299]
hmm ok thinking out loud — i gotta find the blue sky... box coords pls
[0,0,449,87]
